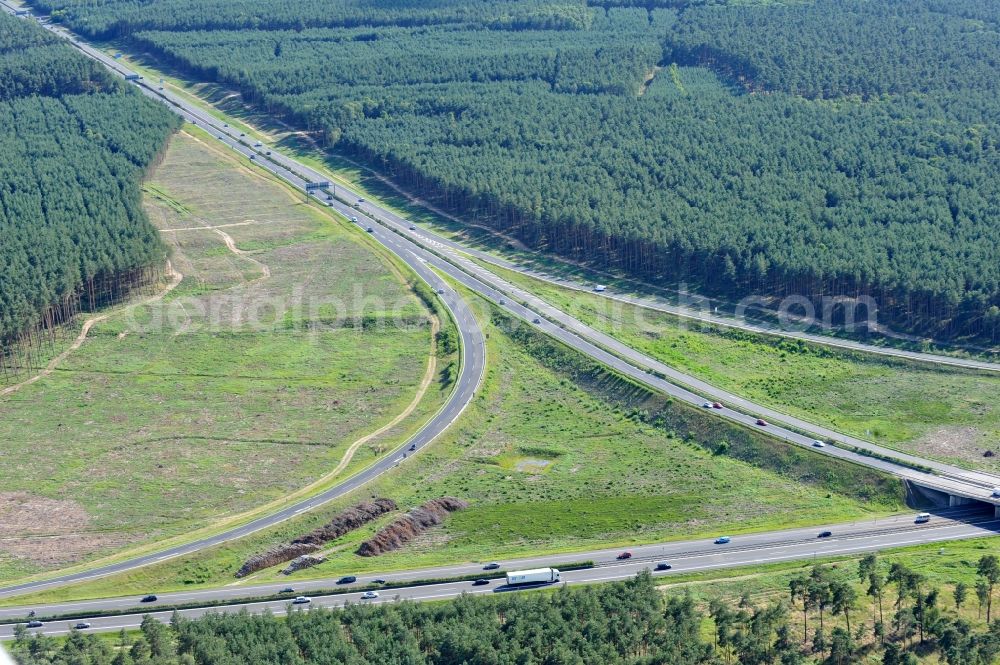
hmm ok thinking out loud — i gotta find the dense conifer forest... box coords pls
[0,12,179,376]
[26,0,1000,342]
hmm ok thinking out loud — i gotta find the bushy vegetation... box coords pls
[11,554,1000,664]
[0,12,179,367]
[29,0,1000,342]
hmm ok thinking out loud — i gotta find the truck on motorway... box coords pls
[506,568,561,586]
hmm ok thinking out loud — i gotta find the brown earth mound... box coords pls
[356,497,467,557]
[235,498,398,577]
[292,498,397,546]
[236,542,319,578]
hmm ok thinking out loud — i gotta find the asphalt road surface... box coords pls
[1,0,997,607]
[3,508,997,638]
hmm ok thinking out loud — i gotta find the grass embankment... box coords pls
[10,288,904,606]
[483,263,1000,471]
[0,129,454,584]
[83,36,1000,473]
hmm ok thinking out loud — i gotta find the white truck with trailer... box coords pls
[506,568,561,586]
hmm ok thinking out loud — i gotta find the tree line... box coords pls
[0,11,179,378]
[27,0,1000,342]
[11,554,1000,664]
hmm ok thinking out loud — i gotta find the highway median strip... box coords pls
[1,562,595,626]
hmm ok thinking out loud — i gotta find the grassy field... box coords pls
[0,129,451,584]
[9,289,906,605]
[482,263,1000,471]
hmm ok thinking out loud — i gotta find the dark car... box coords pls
[337,576,357,584]
[409,444,416,451]
[472,579,491,586]
[280,587,295,594]
[818,531,833,538]
[27,620,43,628]
[655,562,672,571]
[373,579,387,585]
[483,562,501,570]
[617,551,633,560]
[73,622,92,630]
[756,419,768,427]
[712,402,723,409]
[141,595,158,603]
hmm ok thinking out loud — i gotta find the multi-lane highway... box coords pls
[0,0,487,601]
[1,0,998,621]
[2,508,997,637]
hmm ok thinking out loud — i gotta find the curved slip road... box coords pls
[1,0,997,605]
[0,0,486,602]
[3,507,998,637]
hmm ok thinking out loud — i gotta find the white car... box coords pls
[992,487,1000,498]
[812,440,826,448]
[361,591,379,600]
[915,512,931,523]
[701,401,712,408]
[292,596,311,604]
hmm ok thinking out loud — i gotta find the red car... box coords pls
[617,551,633,560]
[712,402,723,409]
[756,418,768,427]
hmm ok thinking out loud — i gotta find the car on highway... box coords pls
[140,594,158,603]
[266,150,272,155]
[254,141,262,147]
[993,487,1000,498]
[472,578,491,586]
[712,402,723,409]
[338,576,358,584]
[239,132,245,137]
[26,620,43,628]
[409,225,416,230]
[249,154,256,160]
[350,216,359,222]
[616,551,633,560]
[655,562,672,571]
[280,587,295,594]
[223,123,228,127]
[701,401,712,408]
[326,194,333,200]
[756,419,768,427]
[593,285,606,292]
[361,591,380,600]
[499,298,506,305]
[409,444,416,451]
[714,536,731,544]
[817,531,832,538]
[483,562,501,570]
[73,622,91,630]
[366,226,374,233]
[915,512,931,523]
[813,440,826,448]
[532,317,541,324]
[357,198,365,203]
[292,596,311,604]
[436,288,445,295]
[373,579,386,585]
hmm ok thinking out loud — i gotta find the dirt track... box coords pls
[0,262,183,399]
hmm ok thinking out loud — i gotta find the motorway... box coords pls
[1,0,999,621]
[2,508,998,637]
[12,1,998,501]
[0,0,486,601]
